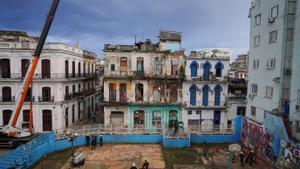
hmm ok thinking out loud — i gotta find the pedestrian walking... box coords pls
[91,133,96,150]
[239,151,245,166]
[85,135,90,147]
[130,163,138,169]
[99,135,103,147]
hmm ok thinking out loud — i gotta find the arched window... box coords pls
[65,107,68,127]
[72,104,75,123]
[189,84,197,106]
[203,61,212,81]
[135,83,144,102]
[215,61,224,77]
[190,61,199,77]
[2,86,12,102]
[0,58,11,78]
[214,85,223,106]
[83,62,86,76]
[202,85,210,106]
[42,110,52,131]
[21,59,30,78]
[41,59,50,78]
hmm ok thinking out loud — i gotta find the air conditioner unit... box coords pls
[268,17,275,23]
[296,104,300,111]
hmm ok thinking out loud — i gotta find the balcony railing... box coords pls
[0,73,97,80]
[64,88,96,101]
[38,96,54,102]
[184,101,228,108]
[186,75,228,82]
[0,96,16,102]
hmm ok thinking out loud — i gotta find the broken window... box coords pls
[137,57,144,75]
[153,84,162,102]
[135,83,144,102]
[154,57,162,76]
[120,57,127,75]
[119,83,127,102]
[109,83,116,102]
[171,58,179,76]
[134,110,145,128]
[169,84,178,102]
[152,111,161,128]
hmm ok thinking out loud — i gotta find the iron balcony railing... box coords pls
[38,96,54,102]
[184,101,228,108]
[64,88,96,101]
[0,73,97,80]
[0,96,16,102]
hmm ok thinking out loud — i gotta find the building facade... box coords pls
[229,54,248,80]
[182,49,231,131]
[247,0,299,141]
[0,31,97,132]
[103,31,185,130]
[228,78,247,117]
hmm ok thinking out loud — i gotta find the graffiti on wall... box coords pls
[242,118,277,161]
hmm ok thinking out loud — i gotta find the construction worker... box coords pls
[91,133,96,150]
[99,135,103,147]
[142,160,149,169]
[239,151,245,166]
[85,134,90,147]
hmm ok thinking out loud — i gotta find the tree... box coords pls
[179,65,186,82]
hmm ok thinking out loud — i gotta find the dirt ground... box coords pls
[61,144,166,169]
[32,144,277,169]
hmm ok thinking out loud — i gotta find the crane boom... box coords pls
[7,0,60,136]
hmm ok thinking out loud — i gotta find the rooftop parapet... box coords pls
[189,48,231,60]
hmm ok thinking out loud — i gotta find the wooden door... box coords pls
[42,110,52,131]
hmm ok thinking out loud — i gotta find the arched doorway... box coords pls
[42,110,52,131]
[21,59,30,78]
[0,59,10,78]
[2,86,12,102]
[2,110,12,125]
[41,59,50,78]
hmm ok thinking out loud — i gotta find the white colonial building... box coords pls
[183,49,231,131]
[0,31,97,133]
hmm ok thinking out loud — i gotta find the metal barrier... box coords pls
[55,124,164,140]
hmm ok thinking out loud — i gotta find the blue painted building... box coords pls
[183,49,232,131]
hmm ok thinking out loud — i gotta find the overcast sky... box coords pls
[0,0,250,60]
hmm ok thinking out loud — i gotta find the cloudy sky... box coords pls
[0,0,250,59]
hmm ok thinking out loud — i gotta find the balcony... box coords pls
[0,73,97,81]
[38,96,54,102]
[184,101,228,109]
[0,96,15,102]
[186,75,228,83]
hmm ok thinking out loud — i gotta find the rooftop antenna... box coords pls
[108,0,112,44]
[135,35,136,44]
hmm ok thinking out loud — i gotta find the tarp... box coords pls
[263,113,289,141]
